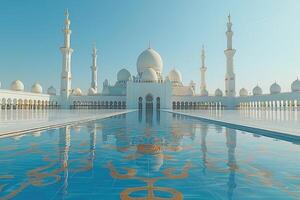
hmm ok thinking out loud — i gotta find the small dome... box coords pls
[137,48,163,75]
[73,88,83,96]
[47,86,56,95]
[141,68,158,82]
[253,85,262,96]
[31,83,43,94]
[291,78,300,92]
[270,82,281,94]
[88,87,96,95]
[239,88,248,97]
[10,80,24,91]
[201,89,208,96]
[215,88,223,97]
[168,69,182,83]
[117,68,131,81]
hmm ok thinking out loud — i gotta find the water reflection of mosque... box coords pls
[45,111,237,199]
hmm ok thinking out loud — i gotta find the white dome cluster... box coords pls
[253,85,262,96]
[73,88,83,96]
[137,48,163,75]
[168,69,182,84]
[141,68,158,82]
[31,82,43,94]
[239,88,248,97]
[215,88,223,97]
[270,82,281,94]
[291,78,300,92]
[11,80,24,91]
[117,68,131,82]
[47,86,56,95]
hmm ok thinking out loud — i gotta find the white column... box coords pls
[60,10,73,108]
[91,45,98,92]
[224,14,236,97]
[200,46,208,96]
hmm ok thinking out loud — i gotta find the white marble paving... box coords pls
[165,109,300,137]
[0,109,134,137]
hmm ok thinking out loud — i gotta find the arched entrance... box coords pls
[145,94,153,110]
[156,97,160,109]
[138,97,143,109]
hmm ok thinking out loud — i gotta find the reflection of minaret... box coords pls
[89,124,97,168]
[200,124,208,173]
[59,125,71,198]
[226,128,237,200]
[91,44,98,92]
[145,109,153,126]
[224,14,236,97]
[60,10,73,108]
[200,46,208,96]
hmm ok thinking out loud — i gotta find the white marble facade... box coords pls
[1,11,300,110]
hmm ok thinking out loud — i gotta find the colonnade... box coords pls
[239,100,299,109]
[0,98,59,110]
[72,100,126,109]
[172,101,223,110]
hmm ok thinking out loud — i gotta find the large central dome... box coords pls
[136,48,163,75]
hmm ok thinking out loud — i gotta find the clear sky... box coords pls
[0,0,300,94]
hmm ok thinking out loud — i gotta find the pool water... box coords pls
[0,111,299,200]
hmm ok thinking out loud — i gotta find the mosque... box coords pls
[0,11,300,110]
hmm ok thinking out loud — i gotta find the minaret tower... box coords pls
[90,44,98,92]
[224,14,236,97]
[60,10,73,106]
[200,45,208,96]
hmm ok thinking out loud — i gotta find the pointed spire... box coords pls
[148,40,151,49]
[228,12,231,23]
[65,9,69,20]
[92,43,97,55]
[201,44,205,56]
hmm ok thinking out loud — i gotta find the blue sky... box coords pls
[0,0,300,94]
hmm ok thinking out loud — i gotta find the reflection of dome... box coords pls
[291,78,300,92]
[215,88,223,97]
[11,80,24,91]
[88,87,96,95]
[31,83,43,93]
[72,125,82,133]
[136,144,163,172]
[239,88,248,97]
[168,69,182,83]
[117,68,131,81]
[137,144,162,154]
[253,85,262,96]
[141,68,158,82]
[47,86,56,95]
[73,88,83,96]
[270,82,281,94]
[137,48,163,74]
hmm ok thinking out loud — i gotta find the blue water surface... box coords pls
[0,111,299,200]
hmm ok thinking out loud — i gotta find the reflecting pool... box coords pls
[0,111,299,199]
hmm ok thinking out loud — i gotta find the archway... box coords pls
[145,94,153,110]
[156,97,160,109]
[138,97,143,109]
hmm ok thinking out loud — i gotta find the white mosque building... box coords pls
[1,11,300,110]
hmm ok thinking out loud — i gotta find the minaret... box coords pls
[224,14,236,97]
[91,44,98,92]
[200,45,208,96]
[60,10,73,106]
